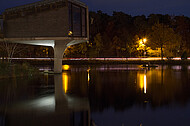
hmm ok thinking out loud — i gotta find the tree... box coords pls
[133,15,148,36]
[149,23,181,60]
[64,43,88,58]
[94,33,103,57]
[112,36,122,57]
[0,40,29,63]
[125,35,138,57]
[173,16,190,55]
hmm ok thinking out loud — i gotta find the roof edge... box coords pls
[4,0,87,13]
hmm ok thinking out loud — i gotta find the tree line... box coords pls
[66,11,190,58]
[1,11,190,59]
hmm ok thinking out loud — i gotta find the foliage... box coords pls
[0,62,39,78]
[87,11,189,58]
[146,47,161,57]
[94,33,103,57]
[181,51,188,60]
[1,11,190,58]
[0,40,29,62]
[64,43,88,58]
[149,23,181,59]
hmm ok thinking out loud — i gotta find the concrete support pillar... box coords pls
[54,40,70,73]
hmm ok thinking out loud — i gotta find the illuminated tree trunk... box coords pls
[161,44,163,60]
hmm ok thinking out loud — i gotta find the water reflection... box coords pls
[87,67,90,85]
[0,72,90,126]
[62,72,69,93]
[144,74,147,94]
[137,70,147,94]
[0,65,190,126]
[88,65,190,111]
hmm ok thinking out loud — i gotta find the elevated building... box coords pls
[1,0,89,73]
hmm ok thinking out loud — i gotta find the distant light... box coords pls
[68,31,73,36]
[62,65,70,70]
[143,38,147,43]
[139,39,143,44]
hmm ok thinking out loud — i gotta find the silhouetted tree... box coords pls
[149,23,181,59]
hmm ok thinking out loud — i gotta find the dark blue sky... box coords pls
[1,0,190,16]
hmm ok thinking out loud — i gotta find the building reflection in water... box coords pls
[2,65,189,126]
[0,65,90,126]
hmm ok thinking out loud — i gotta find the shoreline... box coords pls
[5,58,190,65]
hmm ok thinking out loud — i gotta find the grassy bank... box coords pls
[0,62,40,79]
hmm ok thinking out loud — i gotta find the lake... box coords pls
[0,64,190,126]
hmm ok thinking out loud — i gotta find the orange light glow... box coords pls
[62,72,68,93]
[87,68,90,85]
[62,65,70,71]
[68,31,73,36]
[137,72,147,94]
[143,38,147,43]
[139,74,144,89]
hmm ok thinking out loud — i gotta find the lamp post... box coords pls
[143,38,147,57]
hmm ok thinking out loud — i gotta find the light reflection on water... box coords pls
[0,64,190,126]
[62,72,69,93]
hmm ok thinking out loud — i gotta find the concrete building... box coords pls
[1,0,89,73]
[0,15,3,38]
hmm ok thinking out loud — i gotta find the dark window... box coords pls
[81,8,86,37]
[68,3,72,32]
[72,5,81,36]
[68,3,87,37]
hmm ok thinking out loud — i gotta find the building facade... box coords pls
[1,0,89,73]
[3,0,88,39]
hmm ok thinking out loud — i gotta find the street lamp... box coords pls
[138,38,147,57]
[143,38,147,43]
[143,38,147,57]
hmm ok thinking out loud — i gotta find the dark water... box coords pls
[0,64,190,126]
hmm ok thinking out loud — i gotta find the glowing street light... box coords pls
[143,38,147,43]
[143,38,147,57]
[139,38,147,46]
[138,38,147,57]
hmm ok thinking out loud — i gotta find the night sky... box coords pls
[0,0,190,16]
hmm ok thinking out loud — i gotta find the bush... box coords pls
[0,62,39,78]
[181,51,188,60]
